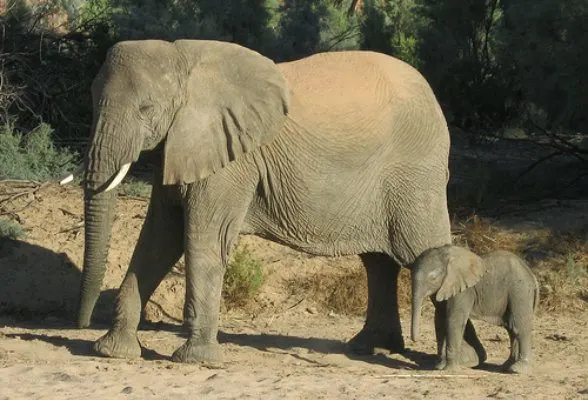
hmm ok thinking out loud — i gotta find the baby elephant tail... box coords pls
[520,256,540,314]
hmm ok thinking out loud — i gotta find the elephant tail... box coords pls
[532,269,540,315]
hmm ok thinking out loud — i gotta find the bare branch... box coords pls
[514,151,565,183]
[0,181,51,213]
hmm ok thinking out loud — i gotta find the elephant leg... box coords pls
[433,301,485,369]
[170,243,225,364]
[434,300,446,360]
[94,190,184,359]
[171,181,253,364]
[438,302,469,371]
[506,310,533,374]
[501,329,517,370]
[347,253,404,355]
[463,319,487,366]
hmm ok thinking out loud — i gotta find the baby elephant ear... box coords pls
[436,246,486,301]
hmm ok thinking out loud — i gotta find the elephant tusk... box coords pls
[104,163,131,192]
[58,164,84,185]
[59,174,74,185]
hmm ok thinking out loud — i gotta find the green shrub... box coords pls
[222,245,264,309]
[118,179,152,198]
[0,218,25,240]
[0,123,79,181]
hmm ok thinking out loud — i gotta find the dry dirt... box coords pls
[0,183,587,399]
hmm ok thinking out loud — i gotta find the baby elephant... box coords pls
[411,245,539,374]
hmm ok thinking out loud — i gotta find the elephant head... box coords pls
[410,245,486,341]
[77,39,290,328]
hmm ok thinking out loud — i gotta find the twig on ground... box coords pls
[118,194,149,202]
[0,181,52,215]
[0,179,41,185]
[58,221,84,233]
[146,300,183,324]
[286,297,305,311]
[0,181,50,208]
[377,374,474,378]
[0,201,36,216]
[58,207,80,218]
[1,211,23,224]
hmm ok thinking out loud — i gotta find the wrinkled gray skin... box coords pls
[411,245,539,374]
[77,39,482,364]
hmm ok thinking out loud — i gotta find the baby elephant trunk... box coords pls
[411,288,425,341]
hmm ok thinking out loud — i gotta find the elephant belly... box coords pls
[241,171,391,257]
[243,210,389,257]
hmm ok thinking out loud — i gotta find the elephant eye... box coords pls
[139,103,154,115]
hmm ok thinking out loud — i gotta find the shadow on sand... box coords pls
[0,239,507,372]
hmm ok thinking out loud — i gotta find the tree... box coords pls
[502,0,588,132]
[275,0,360,61]
[360,0,420,66]
[417,0,517,129]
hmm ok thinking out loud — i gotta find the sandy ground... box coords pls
[0,183,587,399]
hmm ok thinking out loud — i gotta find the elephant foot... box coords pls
[459,343,484,368]
[506,360,532,375]
[435,357,464,372]
[93,329,141,359]
[434,358,447,370]
[435,344,482,370]
[171,340,222,365]
[440,361,462,372]
[346,328,405,355]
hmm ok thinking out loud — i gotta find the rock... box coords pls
[121,386,133,394]
[306,307,318,315]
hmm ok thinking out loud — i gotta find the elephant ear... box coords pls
[436,246,486,301]
[163,40,290,185]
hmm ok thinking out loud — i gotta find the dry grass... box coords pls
[452,214,523,254]
[287,266,367,316]
[530,232,588,312]
[285,264,412,316]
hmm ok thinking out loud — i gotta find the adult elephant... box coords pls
[74,39,474,364]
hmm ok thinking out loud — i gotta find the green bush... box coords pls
[0,123,79,181]
[222,245,264,309]
[0,218,25,240]
[118,178,152,198]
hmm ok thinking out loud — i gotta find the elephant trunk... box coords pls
[77,116,138,328]
[77,187,117,328]
[411,284,425,342]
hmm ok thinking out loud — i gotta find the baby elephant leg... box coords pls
[501,330,518,370]
[434,302,485,369]
[436,299,472,371]
[463,319,487,366]
[506,327,533,374]
[504,307,533,374]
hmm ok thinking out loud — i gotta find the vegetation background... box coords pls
[1,0,586,152]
